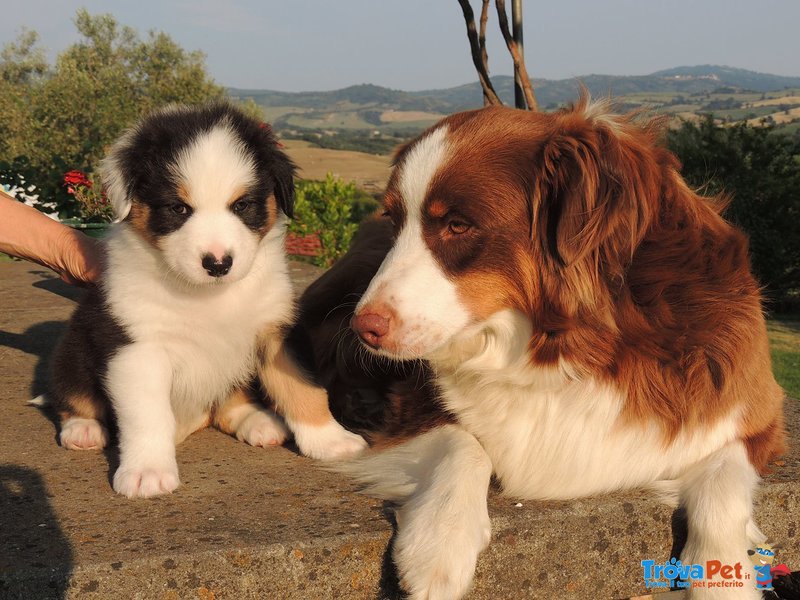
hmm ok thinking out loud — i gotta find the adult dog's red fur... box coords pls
[436,101,785,467]
[297,97,786,599]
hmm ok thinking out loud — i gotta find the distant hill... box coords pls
[652,65,800,91]
[234,83,452,113]
[231,65,800,115]
[412,66,800,110]
[229,65,800,152]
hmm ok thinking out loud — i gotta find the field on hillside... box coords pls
[258,86,800,159]
[599,88,800,126]
[262,89,800,131]
[282,139,391,192]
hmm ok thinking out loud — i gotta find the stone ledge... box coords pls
[1,262,797,599]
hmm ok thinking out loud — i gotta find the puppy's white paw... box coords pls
[113,461,180,498]
[236,409,289,447]
[394,500,491,600]
[292,419,367,460]
[60,417,109,450]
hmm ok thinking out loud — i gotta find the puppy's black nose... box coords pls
[202,253,233,277]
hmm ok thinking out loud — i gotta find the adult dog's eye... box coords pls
[447,218,472,235]
[171,203,190,215]
[232,198,250,213]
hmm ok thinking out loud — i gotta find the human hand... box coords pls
[53,228,103,286]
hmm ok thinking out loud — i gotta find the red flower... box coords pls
[63,170,91,187]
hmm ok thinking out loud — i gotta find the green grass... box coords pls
[767,318,800,399]
[764,88,800,99]
[713,106,777,120]
[623,92,685,103]
[259,105,311,122]
[775,120,800,135]
[287,111,374,130]
[658,103,704,113]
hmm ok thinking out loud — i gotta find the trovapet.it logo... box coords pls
[748,543,792,591]
[641,557,750,590]
[641,544,792,591]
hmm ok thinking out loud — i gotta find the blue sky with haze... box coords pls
[2,0,798,92]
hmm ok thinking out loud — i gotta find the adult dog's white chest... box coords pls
[103,226,293,419]
[432,310,741,500]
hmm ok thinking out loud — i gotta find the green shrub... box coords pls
[349,187,381,223]
[0,10,224,216]
[667,116,800,308]
[289,174,360,268]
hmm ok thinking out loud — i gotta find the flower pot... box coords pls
[62,219,112,239]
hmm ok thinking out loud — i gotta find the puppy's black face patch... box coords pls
[106,102,297,284]
[111,102,296,242]
[148,199,194,237]
[229,192,270,233]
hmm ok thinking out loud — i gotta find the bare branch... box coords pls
[479,0,490,76]
[457,0,503,106]
[495,0,539,111]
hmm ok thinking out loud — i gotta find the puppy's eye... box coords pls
[232,198,250,213]
[447,218,472,235]
[171,203,190,215]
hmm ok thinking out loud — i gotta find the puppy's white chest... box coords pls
[106,248,293,412]
[156,298,262,406]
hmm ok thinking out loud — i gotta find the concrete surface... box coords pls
[0,260,797,600]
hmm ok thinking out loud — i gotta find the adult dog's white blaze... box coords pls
[357,126,471,358]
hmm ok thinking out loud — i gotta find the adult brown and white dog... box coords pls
[49,103,366,498]
[298,98,786,599]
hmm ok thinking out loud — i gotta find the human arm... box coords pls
[0,190,102,284]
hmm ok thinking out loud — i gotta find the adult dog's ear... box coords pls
[532,106,657,268]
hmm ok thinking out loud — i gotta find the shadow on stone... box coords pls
[669,506,688,562]
[30,272,86,303]
[0,320,69,449]
[0,465,73,599]
[0,321,67,399]
[377,502,405,600]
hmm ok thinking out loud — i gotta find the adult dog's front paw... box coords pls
[394,498,491,600]
[113,461,180,498]
[292,419,367,460]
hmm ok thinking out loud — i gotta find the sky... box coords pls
[1,0,798,92]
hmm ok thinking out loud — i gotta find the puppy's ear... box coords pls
[252,121,296,219]
[533,108,657,268]
[99,138,134,222]
[271,153,296,219]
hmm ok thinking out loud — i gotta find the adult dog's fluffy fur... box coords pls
[50,103,365,498]
[296,98,786,599]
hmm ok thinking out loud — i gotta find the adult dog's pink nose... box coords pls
[352,312,390,349]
